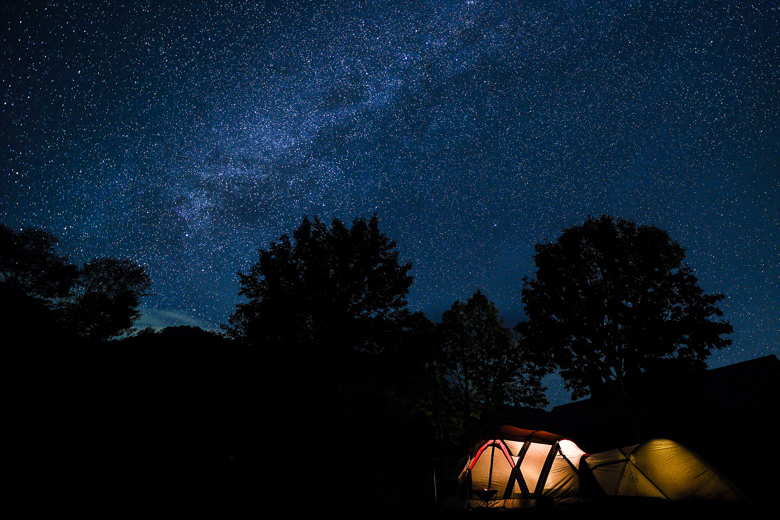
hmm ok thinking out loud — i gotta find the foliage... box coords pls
[222,216,449,510]
[439,290,548,434]
[0,223,77,300]
[0,223,151,340]
[60,258,152,341]
[517,216,732,404]
[226,215,414,355]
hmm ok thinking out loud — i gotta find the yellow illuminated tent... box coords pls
[448,426,587,508]
[583,439,745,502]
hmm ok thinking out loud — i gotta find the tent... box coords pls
[448,426,587,508]
[583,438,745,502]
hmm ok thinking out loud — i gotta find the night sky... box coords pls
[2,1,778,405]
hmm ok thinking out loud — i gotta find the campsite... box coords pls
[5,1,780,517]
[28,333,778,519]
[436,356,779,518]
[441,426,757,518]
[3,220,779,519]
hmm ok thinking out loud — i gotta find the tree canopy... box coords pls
[61,258,152,341]
[226,215,414,354]
[517,216,732,404]
[440,290,547,409]
[0,223,77,300]
[0,224,150,341]
[439,290,547,436]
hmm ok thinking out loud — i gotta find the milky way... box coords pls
[2,1,778,403]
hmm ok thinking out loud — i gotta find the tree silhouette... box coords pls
[1,224,151,341]
[439,291,547,438]
[224,215,440,510]
[226,215,414,355]
[0,223,77,301]
[60,258,152,341]
[517,216,732,438]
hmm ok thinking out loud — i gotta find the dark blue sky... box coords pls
[2,1,777,404]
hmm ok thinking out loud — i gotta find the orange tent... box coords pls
[448,426,587,508]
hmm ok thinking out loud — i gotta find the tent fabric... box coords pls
[450,428,586,508]
[445,427,746,509]
[492,425,569,445]
[584,439,744,502]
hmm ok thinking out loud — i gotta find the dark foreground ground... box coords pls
[431,499,776,520]
[57,495,777,520]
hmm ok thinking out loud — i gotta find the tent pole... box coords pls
[487,442,496,490]
[433,458,438,507]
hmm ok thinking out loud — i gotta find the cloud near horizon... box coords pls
[136,307,217,331]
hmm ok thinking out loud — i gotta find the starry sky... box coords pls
[2,1,778,404]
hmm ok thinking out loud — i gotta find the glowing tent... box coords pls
[583,438,744,502]
[449,426,587,508]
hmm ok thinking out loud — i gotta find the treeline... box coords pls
[1,216,732,517]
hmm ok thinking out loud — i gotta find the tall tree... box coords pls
[439,291,547,437]
[227,215,414,355]
[226,216,425,505]
[517,216,732,431]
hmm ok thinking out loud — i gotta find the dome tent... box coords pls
[583,438,745,502]
[448,426,587,508]
[445,427,748,509]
